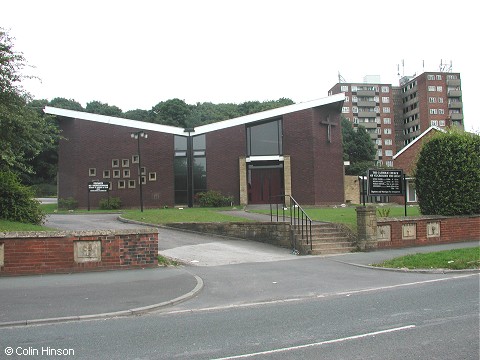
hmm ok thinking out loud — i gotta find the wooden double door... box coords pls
[248,166,283,204]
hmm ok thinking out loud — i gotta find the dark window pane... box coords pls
[193,134,206,150]
[247,120,282,156]
[174,158,187,190]
[193,157,207,191]
[174,136,188,151]
[175,191,188,205]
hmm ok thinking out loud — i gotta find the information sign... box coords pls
[367,169,404,196]
[88,181,109,192]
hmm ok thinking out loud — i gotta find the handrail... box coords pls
[269,195,312,253]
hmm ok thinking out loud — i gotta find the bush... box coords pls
[99,196,122,210]
[196,190,233,207]
[414,131,480,215]
[58,197,78,210]
[30,183,57,197]
[0,171,45,224]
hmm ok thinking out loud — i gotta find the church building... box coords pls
[44,93,346,209]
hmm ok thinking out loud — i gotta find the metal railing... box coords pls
[269,195,313,253]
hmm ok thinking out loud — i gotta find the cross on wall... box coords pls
[319,115,337,143]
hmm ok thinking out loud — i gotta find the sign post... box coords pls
[87,181,110,211]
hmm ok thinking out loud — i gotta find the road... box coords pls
[1,214,477,359]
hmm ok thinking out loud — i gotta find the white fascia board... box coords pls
[193,93,346,135]
[246,156,284,162]
[393,126,445,159]
[43,106,186,136]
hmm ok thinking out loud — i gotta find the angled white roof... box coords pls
[43,93,345,136]
[193,93,345,135]
[393,126,445,159]
[43,106,186,135]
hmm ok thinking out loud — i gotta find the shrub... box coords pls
[196,190,233,207]
[99,196,122,210]
[377,207,391,217]
[30,183,57,197]
[0,171,45,224]
[58,197,78,210]
[414,131,480,215]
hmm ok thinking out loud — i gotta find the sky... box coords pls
[1,0,477,131]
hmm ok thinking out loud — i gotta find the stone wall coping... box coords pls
[377,214,479,223]
[0,228,159,239]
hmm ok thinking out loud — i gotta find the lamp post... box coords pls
[131,131,147,212]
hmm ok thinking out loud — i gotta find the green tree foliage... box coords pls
[124,109,150,121]
[0,171,45,224]
[0,28,56,222]
[341,118,376,175]
[150,98,192,127]
[0,28,58,175]
[49,97,84,111]
[414,130,480,215]
[86,100,123,117]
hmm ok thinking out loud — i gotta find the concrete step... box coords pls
[310,247,357,255]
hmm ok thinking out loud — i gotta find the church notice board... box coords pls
[367,169,404,196]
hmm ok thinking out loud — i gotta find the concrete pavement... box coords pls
[1,212,477,327]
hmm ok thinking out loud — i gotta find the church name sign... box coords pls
[367,169,404,196]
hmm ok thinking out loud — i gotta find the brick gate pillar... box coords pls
[356,206,377,250]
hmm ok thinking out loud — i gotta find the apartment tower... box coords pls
[329,76,396,167]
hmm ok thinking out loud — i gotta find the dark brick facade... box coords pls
[59,118,175,208]
[55,99,346,208]
[284,106,344,204]
[205,126,246,204]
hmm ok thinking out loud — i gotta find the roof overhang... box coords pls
[43,93,345,136]
[393,126,446,159]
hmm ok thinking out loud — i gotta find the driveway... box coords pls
[45,214,299,266]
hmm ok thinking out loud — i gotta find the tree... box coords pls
[86,100,123,117]
[124,109,150,122]
[341,118,376,175]
[0,28,58,176]
[0,28,55,222]
[49,97,84,111]
[150,98,192,128]
[414,130,480,216]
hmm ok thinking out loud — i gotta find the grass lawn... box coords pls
[373,247,480,270]
[0,219,56,232]
[265,205,421,231]
[122,207,253,224]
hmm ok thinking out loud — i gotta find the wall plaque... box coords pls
[377,225,391,241]
[402,223,417,240]
[427,222,441,238]
[74,241,101,263]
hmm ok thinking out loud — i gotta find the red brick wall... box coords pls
[59,118,175,208]
[377,215,479,249]
[283,107,344,204]
[0,230,158,276]
[206,126,246,204]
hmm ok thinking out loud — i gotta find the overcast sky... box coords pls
[2,0,477,131]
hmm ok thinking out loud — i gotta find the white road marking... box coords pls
[162,273,477,316]
[212,325,416,359]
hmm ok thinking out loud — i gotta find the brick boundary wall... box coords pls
[166,222,292,249]
[0,229,158,276]
[376,215,479,249]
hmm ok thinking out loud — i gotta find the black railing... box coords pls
[269,195,313,253]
